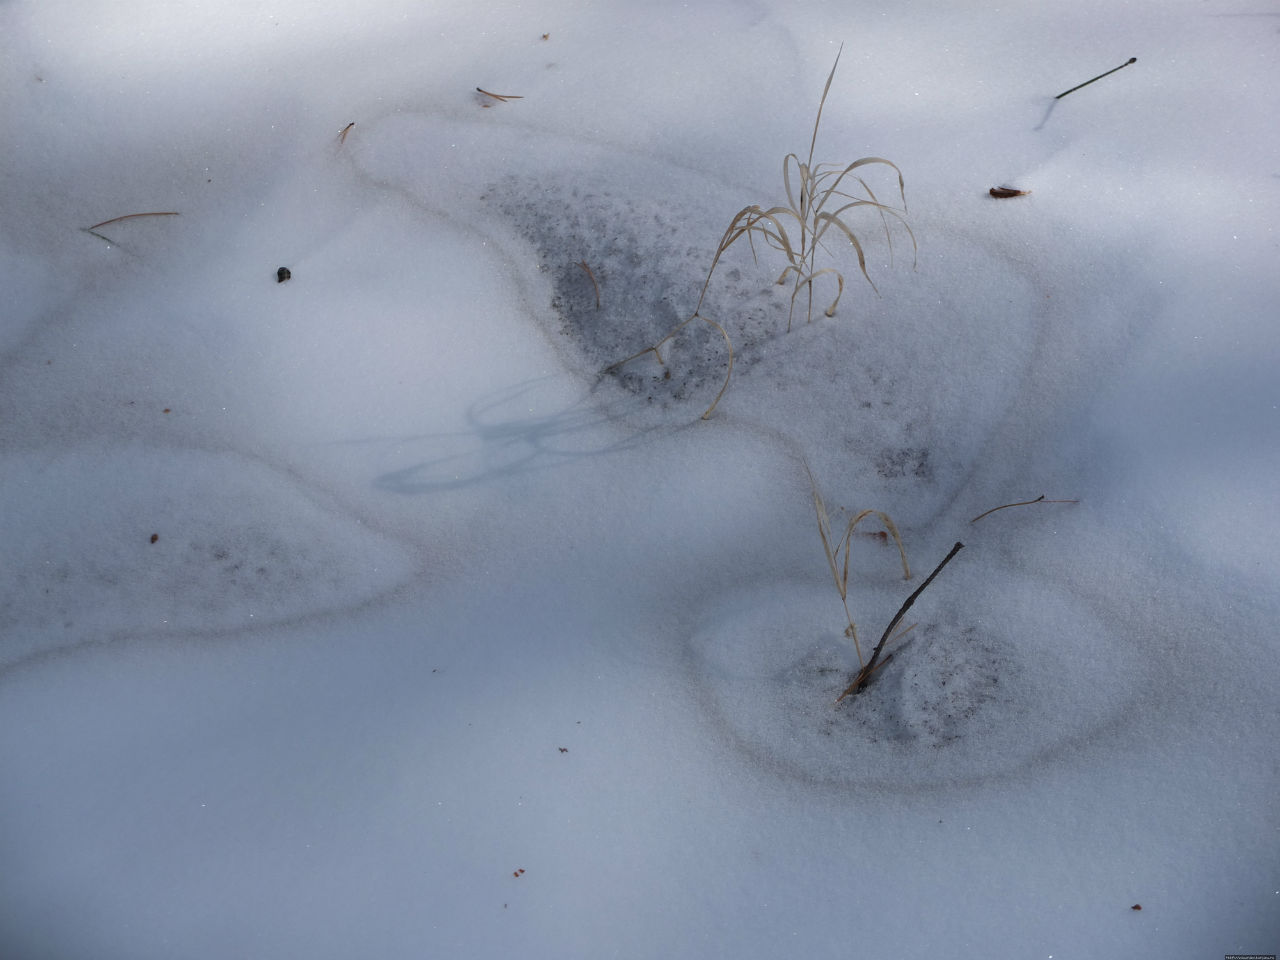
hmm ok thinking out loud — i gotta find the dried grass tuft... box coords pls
[610,46,915,418]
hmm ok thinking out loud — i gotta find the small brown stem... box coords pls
[476,87,523,102]
[338,122,355,144]
[970,495,1079,524]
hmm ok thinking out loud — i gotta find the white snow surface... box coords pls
[2,1,1278,957]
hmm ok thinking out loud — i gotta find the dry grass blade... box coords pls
[805,464,910,663]
[808,467,856,654]
[86,212,179,231]
[578,260,601,309]
[807,45,842,162]
[338,122,355,144]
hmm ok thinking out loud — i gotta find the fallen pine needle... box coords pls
[476,87,523,102]
[87,212,179,231]
[578,260,601,309]
[338,122,355,144]
[970,494,1079,524]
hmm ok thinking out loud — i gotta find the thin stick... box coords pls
[846,621,919,686]
[1054,58,1136,99]
[86,212,179,231]
[970,495,1079,524]
[578,260,601,309]
[476,87,523,102]
[837,542,964,701]
[338,122,355,144]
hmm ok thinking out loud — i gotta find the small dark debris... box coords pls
[989,186,1031,198]
[276,267,291,283]
[1131,904,1142,911]
[876,447,933,481]
[149,534,159,544]
[162,408,171,413]
[558,747,568,753]
[513,868,525,878]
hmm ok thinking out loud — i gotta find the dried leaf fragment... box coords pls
[989,186,1031,198]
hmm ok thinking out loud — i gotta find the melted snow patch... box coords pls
[0,443,420,668]
[688,569,1143,791]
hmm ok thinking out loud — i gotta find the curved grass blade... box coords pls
[86,212,179,231]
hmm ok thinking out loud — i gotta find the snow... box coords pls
[2,1,1278,957]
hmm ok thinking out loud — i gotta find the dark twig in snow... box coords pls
[1054,58,1137,99]
[837,541,964,701]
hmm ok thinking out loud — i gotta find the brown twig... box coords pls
[578,260,601,309]
[476,87,523,102]
[338,122,355,144]
[970,495,1079,524]
[86,212,179,231]
[989,186,1031,198]
[837,542,964,701]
